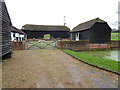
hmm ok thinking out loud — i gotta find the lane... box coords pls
[2,49,119,88]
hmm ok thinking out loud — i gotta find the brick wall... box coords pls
[111,41,120,48]
[12,41,27,50]
[56,41,90,51]
[90,44,111,50]
[57,41,111,51]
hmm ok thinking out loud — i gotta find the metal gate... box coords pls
[27,40,56,50]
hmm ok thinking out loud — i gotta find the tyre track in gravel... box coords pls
[2,49,119,88]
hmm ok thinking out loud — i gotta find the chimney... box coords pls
[64,16,66,26]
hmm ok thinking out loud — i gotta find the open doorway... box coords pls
[76,33,80,41]
[43,34,51,40]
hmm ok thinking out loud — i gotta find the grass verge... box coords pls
[111,33,120,41]
[62,49,120,72]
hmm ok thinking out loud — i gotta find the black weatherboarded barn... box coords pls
[22,24,70,39]
[0,0,12,60]
[70,18,112,44]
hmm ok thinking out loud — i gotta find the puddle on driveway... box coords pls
[68,65,84,84]
[90,77,118,88]
[68,64,118,88]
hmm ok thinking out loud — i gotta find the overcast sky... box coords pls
[5,0,119,30]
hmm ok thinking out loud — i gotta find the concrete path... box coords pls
[2,49,119,88]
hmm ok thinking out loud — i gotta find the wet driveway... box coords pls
[2,49,119,88]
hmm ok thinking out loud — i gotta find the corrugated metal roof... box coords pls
[71,18,106,32]
[22,24,70,31]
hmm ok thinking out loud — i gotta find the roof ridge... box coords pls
[23,24,65,27]
[72,17,106,30]
[22,24,70,31]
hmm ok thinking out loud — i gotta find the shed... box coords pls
[0,0,12,60]
[70,18,112,44]
[11,26,26,41]
[21,24,70,39]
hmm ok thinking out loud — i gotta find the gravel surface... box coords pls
[2,49,119,88]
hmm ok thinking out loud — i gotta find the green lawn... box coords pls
[111,33,120,41]
[44,34,50,39]
[62,49,120,72]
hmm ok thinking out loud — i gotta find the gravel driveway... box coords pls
[2,49,119,88]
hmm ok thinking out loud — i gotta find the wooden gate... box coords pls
[27,40,56,50]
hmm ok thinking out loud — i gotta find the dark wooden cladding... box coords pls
[22,25,70,39]
[0,0,12,59]
[90,22,111,44]
[70,32,76,40]
[23,30,69,39]
[0,2,2,59]
[79,30,90,41]
[70,18,112,44]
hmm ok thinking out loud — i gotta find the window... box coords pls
[13,33,15,37]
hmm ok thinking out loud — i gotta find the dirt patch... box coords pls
[2,49,119,88]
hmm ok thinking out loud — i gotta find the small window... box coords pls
[13,33,15,37]
[79,33,81,40]
[16,37,18,41]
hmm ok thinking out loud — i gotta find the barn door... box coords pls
[76,33,80,41]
